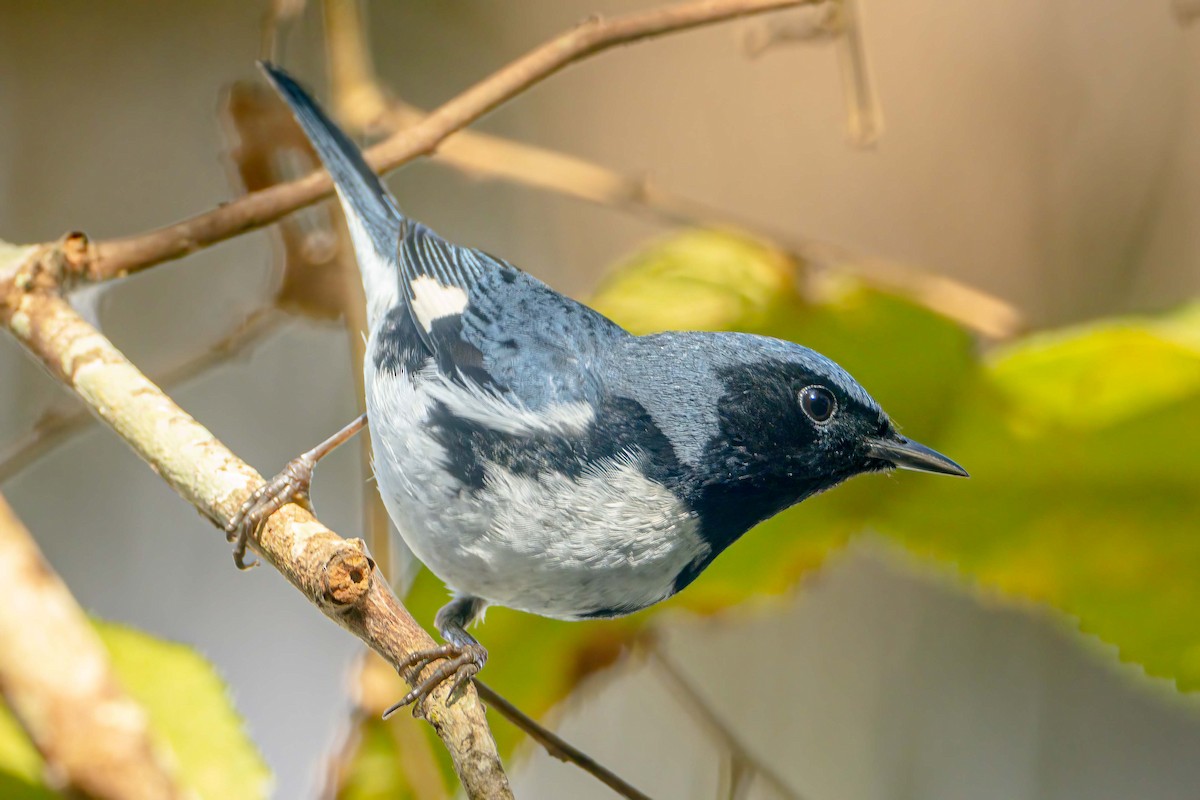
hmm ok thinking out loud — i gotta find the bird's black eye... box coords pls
[799,385,836,423]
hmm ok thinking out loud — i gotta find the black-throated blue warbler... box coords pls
[230,63,968,710]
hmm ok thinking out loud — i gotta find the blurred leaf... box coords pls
[0,622,270,799]
[335,718,419,800]
[0,703,52,800]
[97,622,271,800]
[590,229,798,334]
[396,230,1200,770]
[989,317,1200,429]
[879,303,1200,688]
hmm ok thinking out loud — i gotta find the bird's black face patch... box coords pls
[686,359,889,564]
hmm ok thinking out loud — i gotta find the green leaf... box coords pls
[878,303,1200,688]
[97,622,271,800]
[396,230,1200,770]
[590,229,799,335]
[401,230,980,761]
[0,703,53,800]
[0,622,270,799]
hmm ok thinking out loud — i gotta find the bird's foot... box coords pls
[225,454,316,570]
[385,641,488,717]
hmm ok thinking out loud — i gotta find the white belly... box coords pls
[364,361,708,619]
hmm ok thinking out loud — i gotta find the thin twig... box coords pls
[322,12,1019,341]
[0,491,190,800]
[367,99,1019,339]
[65,0,827,283]
[0,252,512,799]
[473,680,654,800]
[648,644,804,800]
[0,309,283,484]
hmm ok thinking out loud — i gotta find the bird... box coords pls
[230,62,968,712]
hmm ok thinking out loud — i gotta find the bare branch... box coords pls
[321,5,1018,341]
[67,0,826,283]
[361,101,1019,339]
[0,258,512,799]
[473,680,654,800]
[0,309,283,483]
[648,643,804,800]
[0,491,188,799]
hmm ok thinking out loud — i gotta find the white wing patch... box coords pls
[409,275,468,332]
[422,372,595,437]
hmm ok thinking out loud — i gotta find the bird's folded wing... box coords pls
[396,222,628,411]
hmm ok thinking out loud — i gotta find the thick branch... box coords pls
[77,0,824,281]
[0,309,283,483]
[0,492,187,800]
[0,273,512,799]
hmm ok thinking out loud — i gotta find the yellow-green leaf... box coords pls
[0,703,52,800]
[0,621,270,799]
[396,230,1200,770]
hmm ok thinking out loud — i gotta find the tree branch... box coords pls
[648,643,804,800]
[67,0,826,283]
[0,309,283,484]
[320,4,1019,341]
[0,250,512,799]
[473,681,653,800]
[0,491,188,799]
[356,98,1020,339]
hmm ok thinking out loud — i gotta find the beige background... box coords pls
[3,1,1200,797]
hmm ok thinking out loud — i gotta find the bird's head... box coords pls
[688,334,967,548]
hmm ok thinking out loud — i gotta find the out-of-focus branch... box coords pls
[473,680,654,800]
[739,4,840,56]
[0,491,188,800]
[1174,0,1200,25]
[375,101,1018,337]
[0,309,283,484]
[323,651,449,799]
[648,643,804,800]
[831,0,881,147]
[320,0,1017,340]
[44,0,829,285]
[0,246,512,800]
[327,83,1018,340]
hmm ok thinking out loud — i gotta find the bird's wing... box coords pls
[385,221,628,410]
[260,61,627,409]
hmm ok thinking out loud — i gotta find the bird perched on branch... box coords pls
[230,62,967,713]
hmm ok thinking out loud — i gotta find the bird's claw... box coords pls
[384,642,488,717]
[225,455,316,570]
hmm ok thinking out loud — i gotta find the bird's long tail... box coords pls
[260,61,401,324]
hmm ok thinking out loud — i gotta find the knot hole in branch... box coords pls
[321,539,375,610]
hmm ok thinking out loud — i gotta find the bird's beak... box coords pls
[866,434,969,478]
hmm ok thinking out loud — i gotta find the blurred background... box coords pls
[3,1,1200,798]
